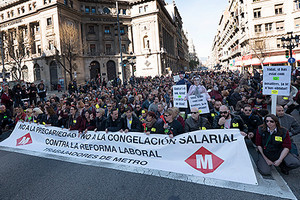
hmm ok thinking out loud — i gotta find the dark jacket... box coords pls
[240,113,263,133]
[161,119,184,136]
[95,116,106,131]
[121,115,142,132]
[105,116,122,132]
[39,114,58,127]
[78,118,96,133]
[185,116,211,132]
[212,114,248,133]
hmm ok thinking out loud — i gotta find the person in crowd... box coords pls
[121,107,142,133]
[78,110,96,136]
[142,94,153,110]
[171,107,185,128]
[161,108,184,138]
[95,108,106,131]
[186,76,211,101]
[37,80,47,103]
[14,107,26,124]
[134,104,142,118]
[40,106,58,126]
[143,111,163,134]
[0,105,14,133]
[139,108,148,123]
[213,105,248,136]
[239,104,263,142]
[105,108,122,132]
[148,96,160,113]
[24,108,34,122]
[156,103,165,118]
[12,84,23,107]
[104,102,113,118]
[256,114,300,175]
[1,84,13,114]
[276,105,300,136]
[32,107,44,123]
[185,107,211,132]
[27,83,38,106]
[250,94,268,111]
[176,71,191,91]
[235,95,249,113]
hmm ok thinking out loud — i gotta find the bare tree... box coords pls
[55,22,82,81]
[249,39,268,68]
[3,28,32,81]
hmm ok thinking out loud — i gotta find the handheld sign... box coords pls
[188,94,210,114]
[173,85,188,108]
[263,66,291,96]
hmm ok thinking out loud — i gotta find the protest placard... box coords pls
[188,94,210,114]
[173,85,188,108]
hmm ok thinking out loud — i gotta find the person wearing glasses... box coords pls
[212,105,248,136]
[185,107,211,132]
[161,108,184,138]
[256,114,300,175]
[239,104,263,142]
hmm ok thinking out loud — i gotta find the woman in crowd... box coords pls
[78,110,96,136]
[14,107,26,123]
[24,108,34,122]
[256,114,300,175]
[40,106,58,126]
[143,111,163,135]
[162,108,184,138]
[95,108,106,131]
[32,107,44,123]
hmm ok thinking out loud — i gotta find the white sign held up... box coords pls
[263,66,291,96]
[188,95,210,114]
[173,85,188,108]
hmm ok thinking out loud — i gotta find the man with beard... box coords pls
[185,107,211,132]
[105,108,122,132]
[213,105,248,136]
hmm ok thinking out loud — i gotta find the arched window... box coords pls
[34,64,41,81]
[143,35,150,49]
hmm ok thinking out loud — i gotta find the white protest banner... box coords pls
[173,85,188,108]
[263,65,291,96]
[188,94,210,114]
[0,122,257,185]
[173,75,180,82]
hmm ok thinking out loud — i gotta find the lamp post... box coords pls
[116,1,125,85]
[281,31,299,67]
[0,32,6,82]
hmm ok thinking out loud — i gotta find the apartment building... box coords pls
[211,0,300,72]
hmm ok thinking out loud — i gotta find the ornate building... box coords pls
[0,0,189,88]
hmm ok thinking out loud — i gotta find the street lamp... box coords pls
[281,32,299,61]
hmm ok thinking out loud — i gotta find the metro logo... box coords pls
[185,147,224,174]
[16,133,32,146]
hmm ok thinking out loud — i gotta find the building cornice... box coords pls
[0,0,29,11]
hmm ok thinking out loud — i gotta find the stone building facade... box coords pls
[0,0,189,89]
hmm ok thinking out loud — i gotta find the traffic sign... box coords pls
[288,57,296,64]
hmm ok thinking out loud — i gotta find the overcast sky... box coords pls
[165,0,228,58]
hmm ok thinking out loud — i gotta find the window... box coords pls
[21,7,25,13]
[85,7,90,13]
[64,0,68,6]
[44,0,47,4]
[33,2,36,8]
[91,7,96,13]
[275,4,283,15]
[255,40,264,49]
[139,7,143,13]
[105,44,112,54]
[295,18,300,28]
[120,27,125,35]
[296,0,300,10]
[7,12,10,18]
[11,10,14,17]
[121,44,127,53]
[254,8,261,18]
[144,5,148,12]
[47,17,52,26]
[277,38,282,48]
[29,4,32,11]
[123,9,126,15]
[254,24,262,33]
[104,26,110,34]
[103,7,110,14]
[49,41,54,50]
[17,8,21,14]
[1,14,3,20]
[90,44,96,55]
[265,23,272,31]
[88,26,95,34]
[37,45,41,54]
[276,21,284,30]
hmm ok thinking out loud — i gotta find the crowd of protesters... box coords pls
[1,69,300,175]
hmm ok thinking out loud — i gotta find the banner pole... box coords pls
[271,95,277,115]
